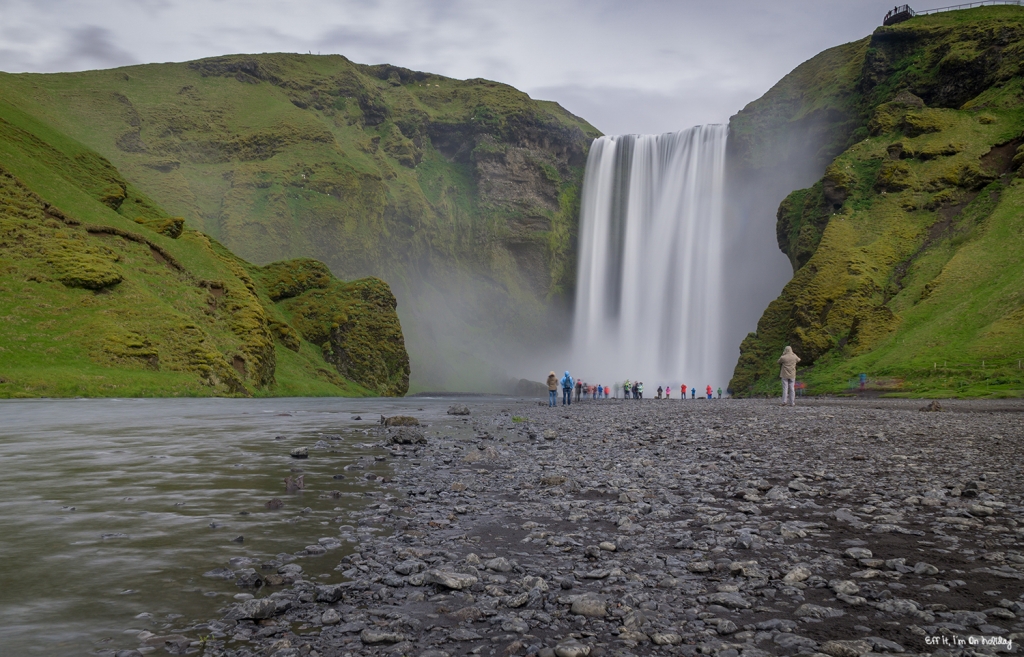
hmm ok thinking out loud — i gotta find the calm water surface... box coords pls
[0,397,463,656]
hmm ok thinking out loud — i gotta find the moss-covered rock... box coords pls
[134,216,184,238]
[283,276,410,396]
[875,161,917,192]
[259,259,334,301]
[51,253,123,289]
[268,318,301,352]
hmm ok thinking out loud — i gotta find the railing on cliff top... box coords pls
[885,0,1023,25]
[884,4,916,24]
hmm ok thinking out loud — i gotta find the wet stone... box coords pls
[170,398,1024,657]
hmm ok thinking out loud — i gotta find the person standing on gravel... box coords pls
[560,371,574,406]
[778,346,801,406]
[706,384,712,399]
[575,379,583,403]
[681,384,687,400]
[717,387,723,399]
[547,371,558,407]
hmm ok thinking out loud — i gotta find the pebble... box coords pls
[570,596,606,617]
[141,397,1024,657]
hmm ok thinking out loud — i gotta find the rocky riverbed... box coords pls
[122,397,1024,657]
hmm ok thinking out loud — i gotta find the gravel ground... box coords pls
[124,397,1024,657]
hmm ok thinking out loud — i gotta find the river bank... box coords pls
[116,396,1024,657]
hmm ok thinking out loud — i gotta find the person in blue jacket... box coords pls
[560,371,574,406]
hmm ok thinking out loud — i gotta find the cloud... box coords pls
[46,26,139,71]
[0,0,890,134]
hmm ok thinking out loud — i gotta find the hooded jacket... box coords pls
[560,371,574,389]
[547,372,558,391]
[778,346,801,379]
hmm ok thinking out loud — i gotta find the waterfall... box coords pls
[571,125,729,392]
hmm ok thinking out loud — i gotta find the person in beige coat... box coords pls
[778,346,801,406]
[546,371,558,407]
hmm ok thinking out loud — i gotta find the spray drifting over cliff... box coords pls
[572,125,730,389]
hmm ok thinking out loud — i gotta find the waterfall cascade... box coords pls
[571,125,730,391]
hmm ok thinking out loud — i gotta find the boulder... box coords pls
[424,569,477,590]
[385,427,426,444]
[380,415,419,426]
[224,597,276,620]
[360,629,405,644]
[570,597,607,617]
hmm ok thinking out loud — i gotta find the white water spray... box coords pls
[571,125,729,392]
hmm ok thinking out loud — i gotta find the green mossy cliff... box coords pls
[0,54,600,391]
[0,97,409,398]
[730,7,1024,397]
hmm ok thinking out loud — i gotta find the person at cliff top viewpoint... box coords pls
[778,345,802,406]
[706,384,712,399]
[560,371,573,406]
[546,371,558,407]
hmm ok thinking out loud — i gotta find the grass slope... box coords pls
[0,54,600,392]
[0,94,408,398]
[730,7,1024,398]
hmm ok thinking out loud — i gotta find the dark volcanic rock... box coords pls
[152,397,1024,657]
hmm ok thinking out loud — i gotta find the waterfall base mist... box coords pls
[571,126,730,391]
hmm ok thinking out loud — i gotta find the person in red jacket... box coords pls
[681,384,687,400]
[706,384,712,400]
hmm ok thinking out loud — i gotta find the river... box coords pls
[0,396,463,656]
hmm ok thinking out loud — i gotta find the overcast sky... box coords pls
[1,1,894,135]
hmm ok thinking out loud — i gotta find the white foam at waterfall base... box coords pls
[571,125,730,393]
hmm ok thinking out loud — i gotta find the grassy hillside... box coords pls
[0,96,409,398]
[730,7,1024,398]
[0,54,600,392]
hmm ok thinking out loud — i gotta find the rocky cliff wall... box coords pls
[728,6,1024,397]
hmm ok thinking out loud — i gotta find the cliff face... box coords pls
[0,54,599,391]
[729,6,1024,397]
[0,94,409,398]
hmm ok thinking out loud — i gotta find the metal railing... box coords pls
[884,0,1023,25]
[917,0,1022,14]
[884,4,917,25]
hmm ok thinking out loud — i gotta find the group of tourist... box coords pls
[544,371,726,407]
[546,371,610,407]
[543,347,802,408]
